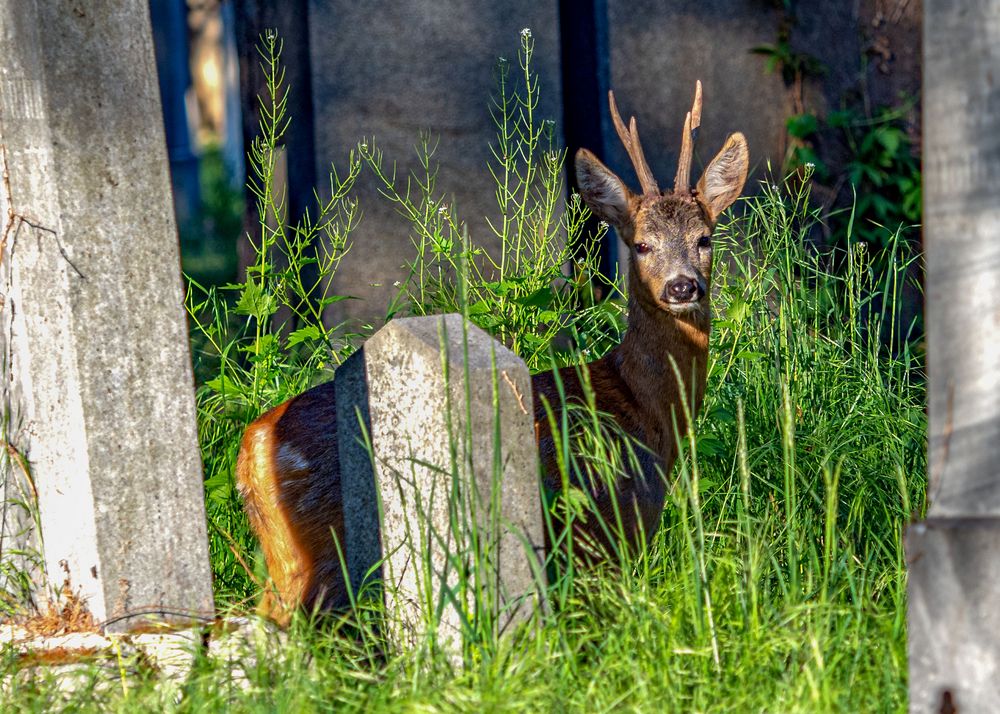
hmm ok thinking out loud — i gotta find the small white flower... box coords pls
[521,27,532,38]
[393,280,402,287]
[805,162,815,170]
[438,204,448,214]
[599,220,609,230]
[360,140,368,151]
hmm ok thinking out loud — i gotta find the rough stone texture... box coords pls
[295,1,922,319]
[338,315,544,650]
[907,519,1000,713]
[307,1,563,325]
[802,0,921,116]
[0,616,284,699]
[0,1,213,627]
[923,0,1000,518]
[908,3,1000,710]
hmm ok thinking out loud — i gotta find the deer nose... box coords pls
[664,276,703,303]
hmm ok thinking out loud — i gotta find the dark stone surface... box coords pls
[604,0,788,196]
[307,1,563,325]
[333,348,379,598]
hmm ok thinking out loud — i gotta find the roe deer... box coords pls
[236,83,748,623]
[532,83,748,560]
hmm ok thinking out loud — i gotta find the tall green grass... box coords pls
[1,32,924,712]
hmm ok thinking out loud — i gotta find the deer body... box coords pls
[532,297,710,551]
[236,84,748,622]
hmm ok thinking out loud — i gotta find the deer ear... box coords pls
[696,133,749,222]
[575,148,634,229]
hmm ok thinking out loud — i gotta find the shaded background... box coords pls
[151,0,922,328]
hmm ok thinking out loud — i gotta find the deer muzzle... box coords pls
[662,275,706,306]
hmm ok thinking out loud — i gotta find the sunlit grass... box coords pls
[1,33,924,713]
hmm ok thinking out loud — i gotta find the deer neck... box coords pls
[609,294,710,456]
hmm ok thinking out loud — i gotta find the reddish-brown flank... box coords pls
[236,382,344,624]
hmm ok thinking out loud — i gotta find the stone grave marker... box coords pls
[336,314,545,651]
[908,0,1000,709]
[0,1,213,629]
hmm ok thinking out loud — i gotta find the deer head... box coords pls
[575,83,749,321]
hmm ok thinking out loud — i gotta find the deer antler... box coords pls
[674,81,703,195]
[608,90,659,195]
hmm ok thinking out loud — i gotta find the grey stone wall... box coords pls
[604,0,787,198]
[242,1,922,326]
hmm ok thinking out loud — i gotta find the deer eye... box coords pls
[698,234,712,249]
[635,242,651,255]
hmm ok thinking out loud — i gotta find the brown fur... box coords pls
[236,381,344,624]
[236,87,748,622]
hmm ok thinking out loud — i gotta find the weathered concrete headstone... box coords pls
[336,314,544,651]
[307,1,563,325]
[908,1,1000,710]
[0,1,213,628]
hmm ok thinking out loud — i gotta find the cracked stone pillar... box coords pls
[908,1,1000,710]
[0,1,213,629]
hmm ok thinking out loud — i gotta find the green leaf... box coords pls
[287,325,321,347]
[319,294,353,308]
[204,374,239,395]
[697,475,720,492]
[827,109,854,128]
[725,297,750,324]
[515,286,553,309]
[706,405,737,425]
[235,281,277,320]
[786,113,818,139]
[695,435,726,459]
[875,126,902,155]
[750,44,779,57]
[467,300,491,316]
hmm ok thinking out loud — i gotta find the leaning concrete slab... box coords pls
[0,1,213,628]
[337,314,544,651]
[909,1,1000,709]
[923,0,1000,520]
